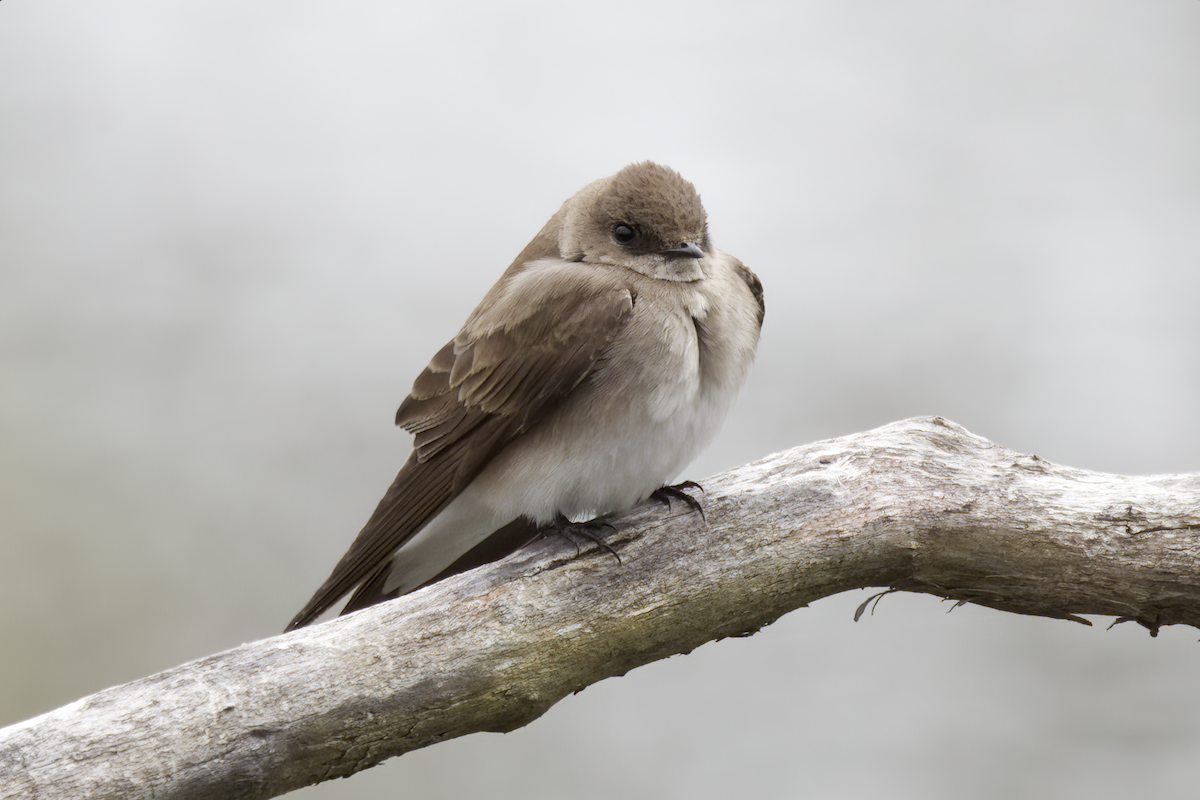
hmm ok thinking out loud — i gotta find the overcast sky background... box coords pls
[3,2,1200,798]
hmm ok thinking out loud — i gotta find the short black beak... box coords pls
[659,241,705,260]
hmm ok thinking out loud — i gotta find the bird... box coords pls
[285,161,763,632]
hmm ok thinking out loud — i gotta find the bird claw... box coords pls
[541,513,622,564]
[649,480,705,520]
[538,481,705,568]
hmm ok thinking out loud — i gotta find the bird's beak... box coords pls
[659,241,705,259]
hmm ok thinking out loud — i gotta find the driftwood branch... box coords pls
[3,416,1199,799]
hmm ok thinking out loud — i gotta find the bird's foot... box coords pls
[541,513,622,564]
[649,480,705,520]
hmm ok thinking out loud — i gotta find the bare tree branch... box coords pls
[3,416,1199,800]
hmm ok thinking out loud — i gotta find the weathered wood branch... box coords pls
[3,417,1199,799]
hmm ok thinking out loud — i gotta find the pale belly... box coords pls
[484,380,734,523]
[380,253,759,596]
[377,384,733,597]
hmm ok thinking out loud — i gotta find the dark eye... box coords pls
[612,224,636,245]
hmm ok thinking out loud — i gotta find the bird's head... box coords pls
[559,161,711,281]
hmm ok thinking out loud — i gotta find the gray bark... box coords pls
[3,416,1199,799]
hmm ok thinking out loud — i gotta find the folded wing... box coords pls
[285,268,635,630]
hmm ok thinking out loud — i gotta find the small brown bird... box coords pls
[286,162,763,631]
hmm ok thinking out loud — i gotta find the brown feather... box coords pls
[284,277,635,630]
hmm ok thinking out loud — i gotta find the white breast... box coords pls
[480,249,759,522]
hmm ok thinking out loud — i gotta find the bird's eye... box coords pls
[612,224,636,245]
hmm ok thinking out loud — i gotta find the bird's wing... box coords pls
[285,265,634,630]
[737,262,765,325]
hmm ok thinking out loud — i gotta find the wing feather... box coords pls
[285,269,634,630]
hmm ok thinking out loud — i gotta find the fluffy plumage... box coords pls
[286,162,763,631]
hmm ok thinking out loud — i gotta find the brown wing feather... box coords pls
[285,276,634,631]
[738,262,765,326]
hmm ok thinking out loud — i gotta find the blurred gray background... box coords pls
[3,1,1199,798]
